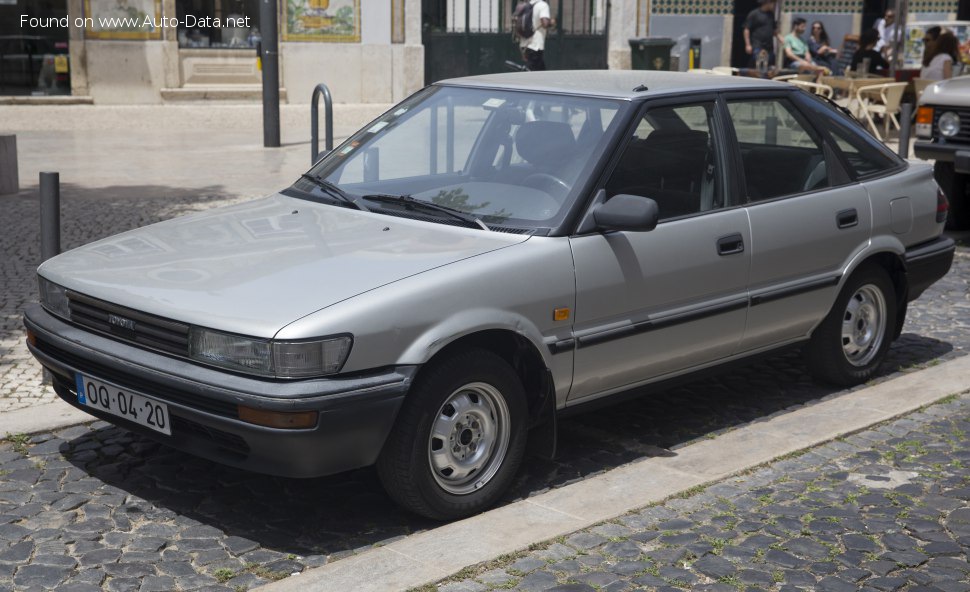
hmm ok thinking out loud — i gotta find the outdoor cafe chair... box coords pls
[856,82,908,141]
[787,79,835,98]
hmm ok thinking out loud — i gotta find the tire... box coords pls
[376,349,528,520]
[934,161,970,231]
[806,264,897,387]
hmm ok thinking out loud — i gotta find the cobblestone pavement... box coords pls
[0,246,965,591]
[431,393,970,592]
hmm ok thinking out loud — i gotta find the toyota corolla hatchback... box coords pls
[26,71,954,520]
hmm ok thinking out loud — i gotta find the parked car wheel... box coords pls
[806,264,896,386]
[377,349,528,520]
[934,161,970,231]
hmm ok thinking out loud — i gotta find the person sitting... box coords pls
[921,30,959,81]
[808,21,840,73]
[850,29,889,75]
[784,18,829,75]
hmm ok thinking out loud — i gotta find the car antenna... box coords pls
[633,84,649,92]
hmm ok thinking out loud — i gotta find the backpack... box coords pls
[513,0,534,40]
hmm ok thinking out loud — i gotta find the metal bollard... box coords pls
[311,83,334,164]
[40,172,60,261]
[898,103,913,159]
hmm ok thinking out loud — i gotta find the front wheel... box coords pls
[377,349,528,520]
[805,265,897,386]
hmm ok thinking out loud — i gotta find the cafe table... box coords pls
[820,76,896,116]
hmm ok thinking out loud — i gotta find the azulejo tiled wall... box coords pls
[650,0,733,15]
[783,0,863,12]
[907,0,959,12]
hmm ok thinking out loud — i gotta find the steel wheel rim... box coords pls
[428,382,510,496]
[841,284,887,367]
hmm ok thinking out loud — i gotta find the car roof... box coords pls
[435,70,784,100]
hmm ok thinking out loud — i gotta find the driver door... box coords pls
[568,98,751,403]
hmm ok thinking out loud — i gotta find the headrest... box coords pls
[515,121,577,166]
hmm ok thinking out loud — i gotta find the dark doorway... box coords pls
[0,0,71,95]
[731,0,761,68]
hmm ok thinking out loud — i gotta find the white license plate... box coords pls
[75,374,172,436]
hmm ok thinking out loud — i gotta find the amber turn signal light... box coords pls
[553,307,570,321]
[916,106,934,125]
[26,330,37,347]
[238,406,318,429]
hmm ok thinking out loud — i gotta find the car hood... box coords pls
[39,193,530,338]
[920,76,970,108]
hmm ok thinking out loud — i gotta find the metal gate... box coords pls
[422,0,609,85]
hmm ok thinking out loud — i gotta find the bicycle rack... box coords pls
[311,83,334,164]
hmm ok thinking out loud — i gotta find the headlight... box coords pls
[189,328,352,378]
[38,276,70,319]
[939,111,961,138]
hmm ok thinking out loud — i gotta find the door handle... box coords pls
[717,233,744,256]
[837,208,858,229]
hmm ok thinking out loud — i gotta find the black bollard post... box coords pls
[40,172,60,262]
[898,103,913,159]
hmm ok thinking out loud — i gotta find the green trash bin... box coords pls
[629,38,676,71]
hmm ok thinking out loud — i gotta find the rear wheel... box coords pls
[935,161,970,230]
[377,349,528,520]
[806,264,896,386]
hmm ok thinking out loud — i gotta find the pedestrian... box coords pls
[850,29,888,75]
[808,21,840,73]
[920,30,959,81]
[515,0,555,71]
[743,0,783,69]
[873,8,899,58]
[921,26,942,70]
[784,18,829,76]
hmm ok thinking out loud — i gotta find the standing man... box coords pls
[874,8,899,58]
[743,0,783,69]
[516,0,555,71]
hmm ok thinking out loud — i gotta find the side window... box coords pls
[605,102,722,220]
[727,98,830,201]
[826,122,899,178]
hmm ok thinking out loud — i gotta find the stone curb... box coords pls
[0,400,92,438]
[257,355,970,592]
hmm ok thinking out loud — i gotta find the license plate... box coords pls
[75,374,172,435]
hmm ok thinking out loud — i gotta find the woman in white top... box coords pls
[920,31,959,81]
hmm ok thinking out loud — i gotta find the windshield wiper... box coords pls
[300,174,370,212]
[362,193,490,231]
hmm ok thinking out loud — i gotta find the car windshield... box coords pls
[298,86,625,230]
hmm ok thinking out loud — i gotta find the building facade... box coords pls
[0,0,963,104]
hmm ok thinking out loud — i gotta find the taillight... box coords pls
[937,186,949,224]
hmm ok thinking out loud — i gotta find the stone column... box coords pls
[608,0,638,69]
[67,0,88,96]
[161,0,180,89]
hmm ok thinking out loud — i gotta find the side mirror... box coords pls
[592,194,659,232]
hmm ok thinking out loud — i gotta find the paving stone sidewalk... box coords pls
[431,393,970,592]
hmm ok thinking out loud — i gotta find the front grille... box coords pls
[933,107,970,143]
[67,291,190,356]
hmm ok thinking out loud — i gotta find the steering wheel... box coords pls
[523,172,571,196]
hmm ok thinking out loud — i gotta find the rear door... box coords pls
[724,92,872,353]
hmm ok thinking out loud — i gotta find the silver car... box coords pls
[25,71,954,520]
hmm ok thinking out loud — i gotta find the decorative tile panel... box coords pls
[907,0,959,12]
[650,0,733,16]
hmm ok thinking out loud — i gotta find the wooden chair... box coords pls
[789,79,835,98]
[912,78,935,103]
[856,82,908,141]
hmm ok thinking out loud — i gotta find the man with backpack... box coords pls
[514,0,554,71]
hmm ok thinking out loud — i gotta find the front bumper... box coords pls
[913,142,970,174]
[905,237,955,302]
[24,304,413,478]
